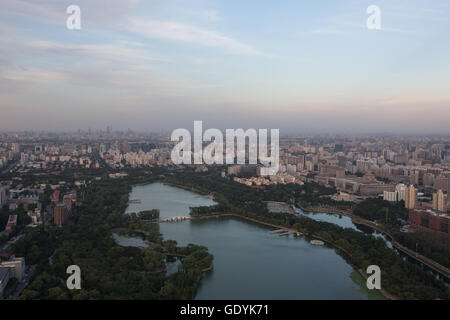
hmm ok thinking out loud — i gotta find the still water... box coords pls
[293,207,393,248]
[124,183,384,300]
[294,206,449,285]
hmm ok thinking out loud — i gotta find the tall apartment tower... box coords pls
[410,172,419,186]
[432,193,438,211]
[53,204,70,226]
[432,190,446,212]
[405,185,417,209]
[396,183,407,202]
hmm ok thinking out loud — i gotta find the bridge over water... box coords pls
[160,216,192,223]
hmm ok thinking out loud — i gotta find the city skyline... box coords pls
[1,0,450,133]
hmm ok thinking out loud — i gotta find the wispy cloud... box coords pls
[1,0,142,26]
[26,40,165,64]
[1,1,266,57]
[123,19,266,56]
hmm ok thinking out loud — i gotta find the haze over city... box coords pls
[1,0,450,133]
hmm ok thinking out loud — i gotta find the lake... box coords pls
[124,182,385,300]
[293,206,393,248]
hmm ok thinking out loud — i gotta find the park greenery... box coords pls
[12,169,213,300]
[353,198,408,225]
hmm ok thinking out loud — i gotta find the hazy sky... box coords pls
[1,0,449,134]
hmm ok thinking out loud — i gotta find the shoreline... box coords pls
[163,181,213,197]
[296,202,450,280]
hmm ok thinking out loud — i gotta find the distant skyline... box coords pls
[1,0,450,134]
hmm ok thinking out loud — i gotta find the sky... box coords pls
[0,0,449,134]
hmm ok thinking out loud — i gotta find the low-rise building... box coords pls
[0,267,10,299]
[383,190,397,202]
[0,257,26,282]
[359,184,395,196]
[409,209,449,235]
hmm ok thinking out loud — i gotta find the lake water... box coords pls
[293,206,449,285]
[124,182,385,300]
[293,206,393,248]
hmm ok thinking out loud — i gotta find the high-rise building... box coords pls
[383,184,407,203]
[410,172,419,185]
[396,183,407,202]
[432,190,446,212]
[434,175,448,192]
[11,143,20,153]
[423,173,434,187]
[405,185,417,209]
[432,193,437,210]
[305,161,314,172]
[53,204,70,226]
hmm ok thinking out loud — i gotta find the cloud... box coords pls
[25,40,164,64]
[1,0,65,23]
[123,18,265,56]
[1,0,142,26]
[0,33,170,93]
[1,1,265,56]
[0,34,221,98]
[0,33,163,76]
